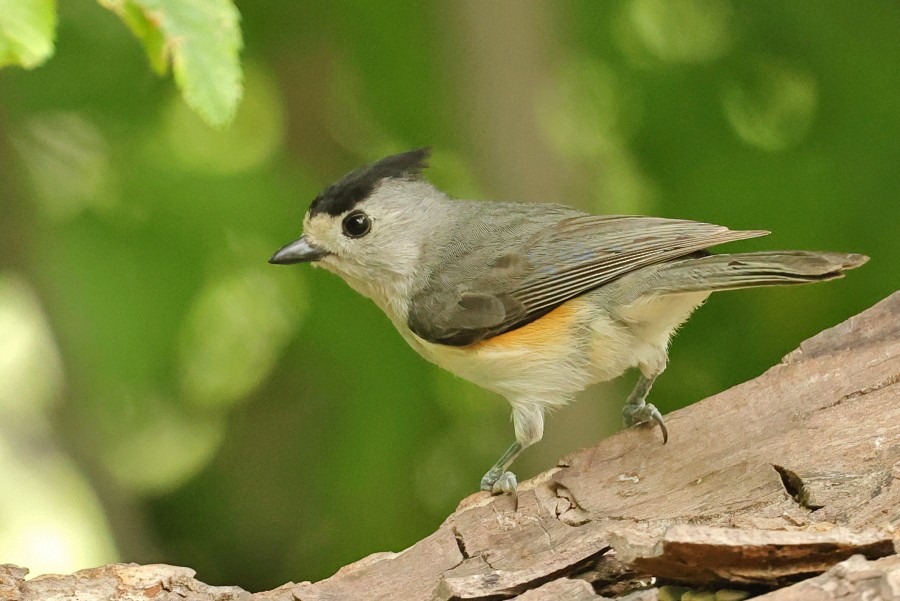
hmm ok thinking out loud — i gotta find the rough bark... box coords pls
[3,293,898,601]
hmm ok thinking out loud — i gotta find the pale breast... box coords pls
[404,298,610,405]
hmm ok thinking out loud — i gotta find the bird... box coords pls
[269,148,868,495]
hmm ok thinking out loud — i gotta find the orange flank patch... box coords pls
[469,299,584,351]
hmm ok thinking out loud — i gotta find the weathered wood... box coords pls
[0,563,251,601]
[2,293,898,600]
[612,525,895,587]
[291,526,463,601]
[754,554,900,600]
[513,578,602,600]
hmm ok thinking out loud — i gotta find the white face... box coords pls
[300,179,446,318]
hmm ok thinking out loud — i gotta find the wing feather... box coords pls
[407,214,768,346]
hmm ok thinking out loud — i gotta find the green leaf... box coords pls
[98,0,167,73]
[101,0,243,128]
[0,0,57,69]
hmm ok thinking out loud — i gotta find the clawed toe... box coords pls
[623,402,668,444]
[481,469,518,495]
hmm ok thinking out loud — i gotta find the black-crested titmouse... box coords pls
[270,148,867,495]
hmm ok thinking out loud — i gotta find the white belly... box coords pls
[398,291,709,407]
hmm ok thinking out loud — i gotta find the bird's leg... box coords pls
[481,403,544,495]
[480,441,523,495]
[622,370,668,443]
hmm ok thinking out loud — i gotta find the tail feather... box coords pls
[652,251,869,294]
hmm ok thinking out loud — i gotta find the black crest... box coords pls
[308,148,431,217]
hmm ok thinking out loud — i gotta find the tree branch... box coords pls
[4,293,898,601]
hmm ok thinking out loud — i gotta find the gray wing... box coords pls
[407,214,768,346]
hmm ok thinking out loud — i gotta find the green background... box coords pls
[0,0,897,591]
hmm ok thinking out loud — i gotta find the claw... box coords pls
[623,402,668,444]
[481,468,518,496]
[652,410,668,444]
[481,441,525,497]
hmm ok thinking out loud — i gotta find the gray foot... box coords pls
[622,401,668,444]
[481,468,518,495]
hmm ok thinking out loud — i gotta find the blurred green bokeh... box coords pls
[1,0,897,591]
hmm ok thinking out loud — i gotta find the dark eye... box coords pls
[342,211,371,238]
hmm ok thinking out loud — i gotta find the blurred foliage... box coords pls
[0,0,897,592]
[0,0,57,69]
[2,0,242,126]
[98,0,243,127]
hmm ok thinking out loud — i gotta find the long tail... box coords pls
[651,251,869,294]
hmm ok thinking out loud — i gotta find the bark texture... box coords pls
[3,292,898,601]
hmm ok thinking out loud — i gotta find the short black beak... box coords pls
[268,236,329,265]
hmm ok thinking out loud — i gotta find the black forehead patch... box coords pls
[308,148,431,217]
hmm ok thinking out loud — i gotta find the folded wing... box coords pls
[407,215,768,346]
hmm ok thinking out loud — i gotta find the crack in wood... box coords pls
[436,547,616,600]
[508,547,614,599]
[771,464,824,511]
[838,371,900,403]
[450,522,471,560]
[547,482,591,526]
[568,551,651,598]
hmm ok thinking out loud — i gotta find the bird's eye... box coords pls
[342,211,371,238]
